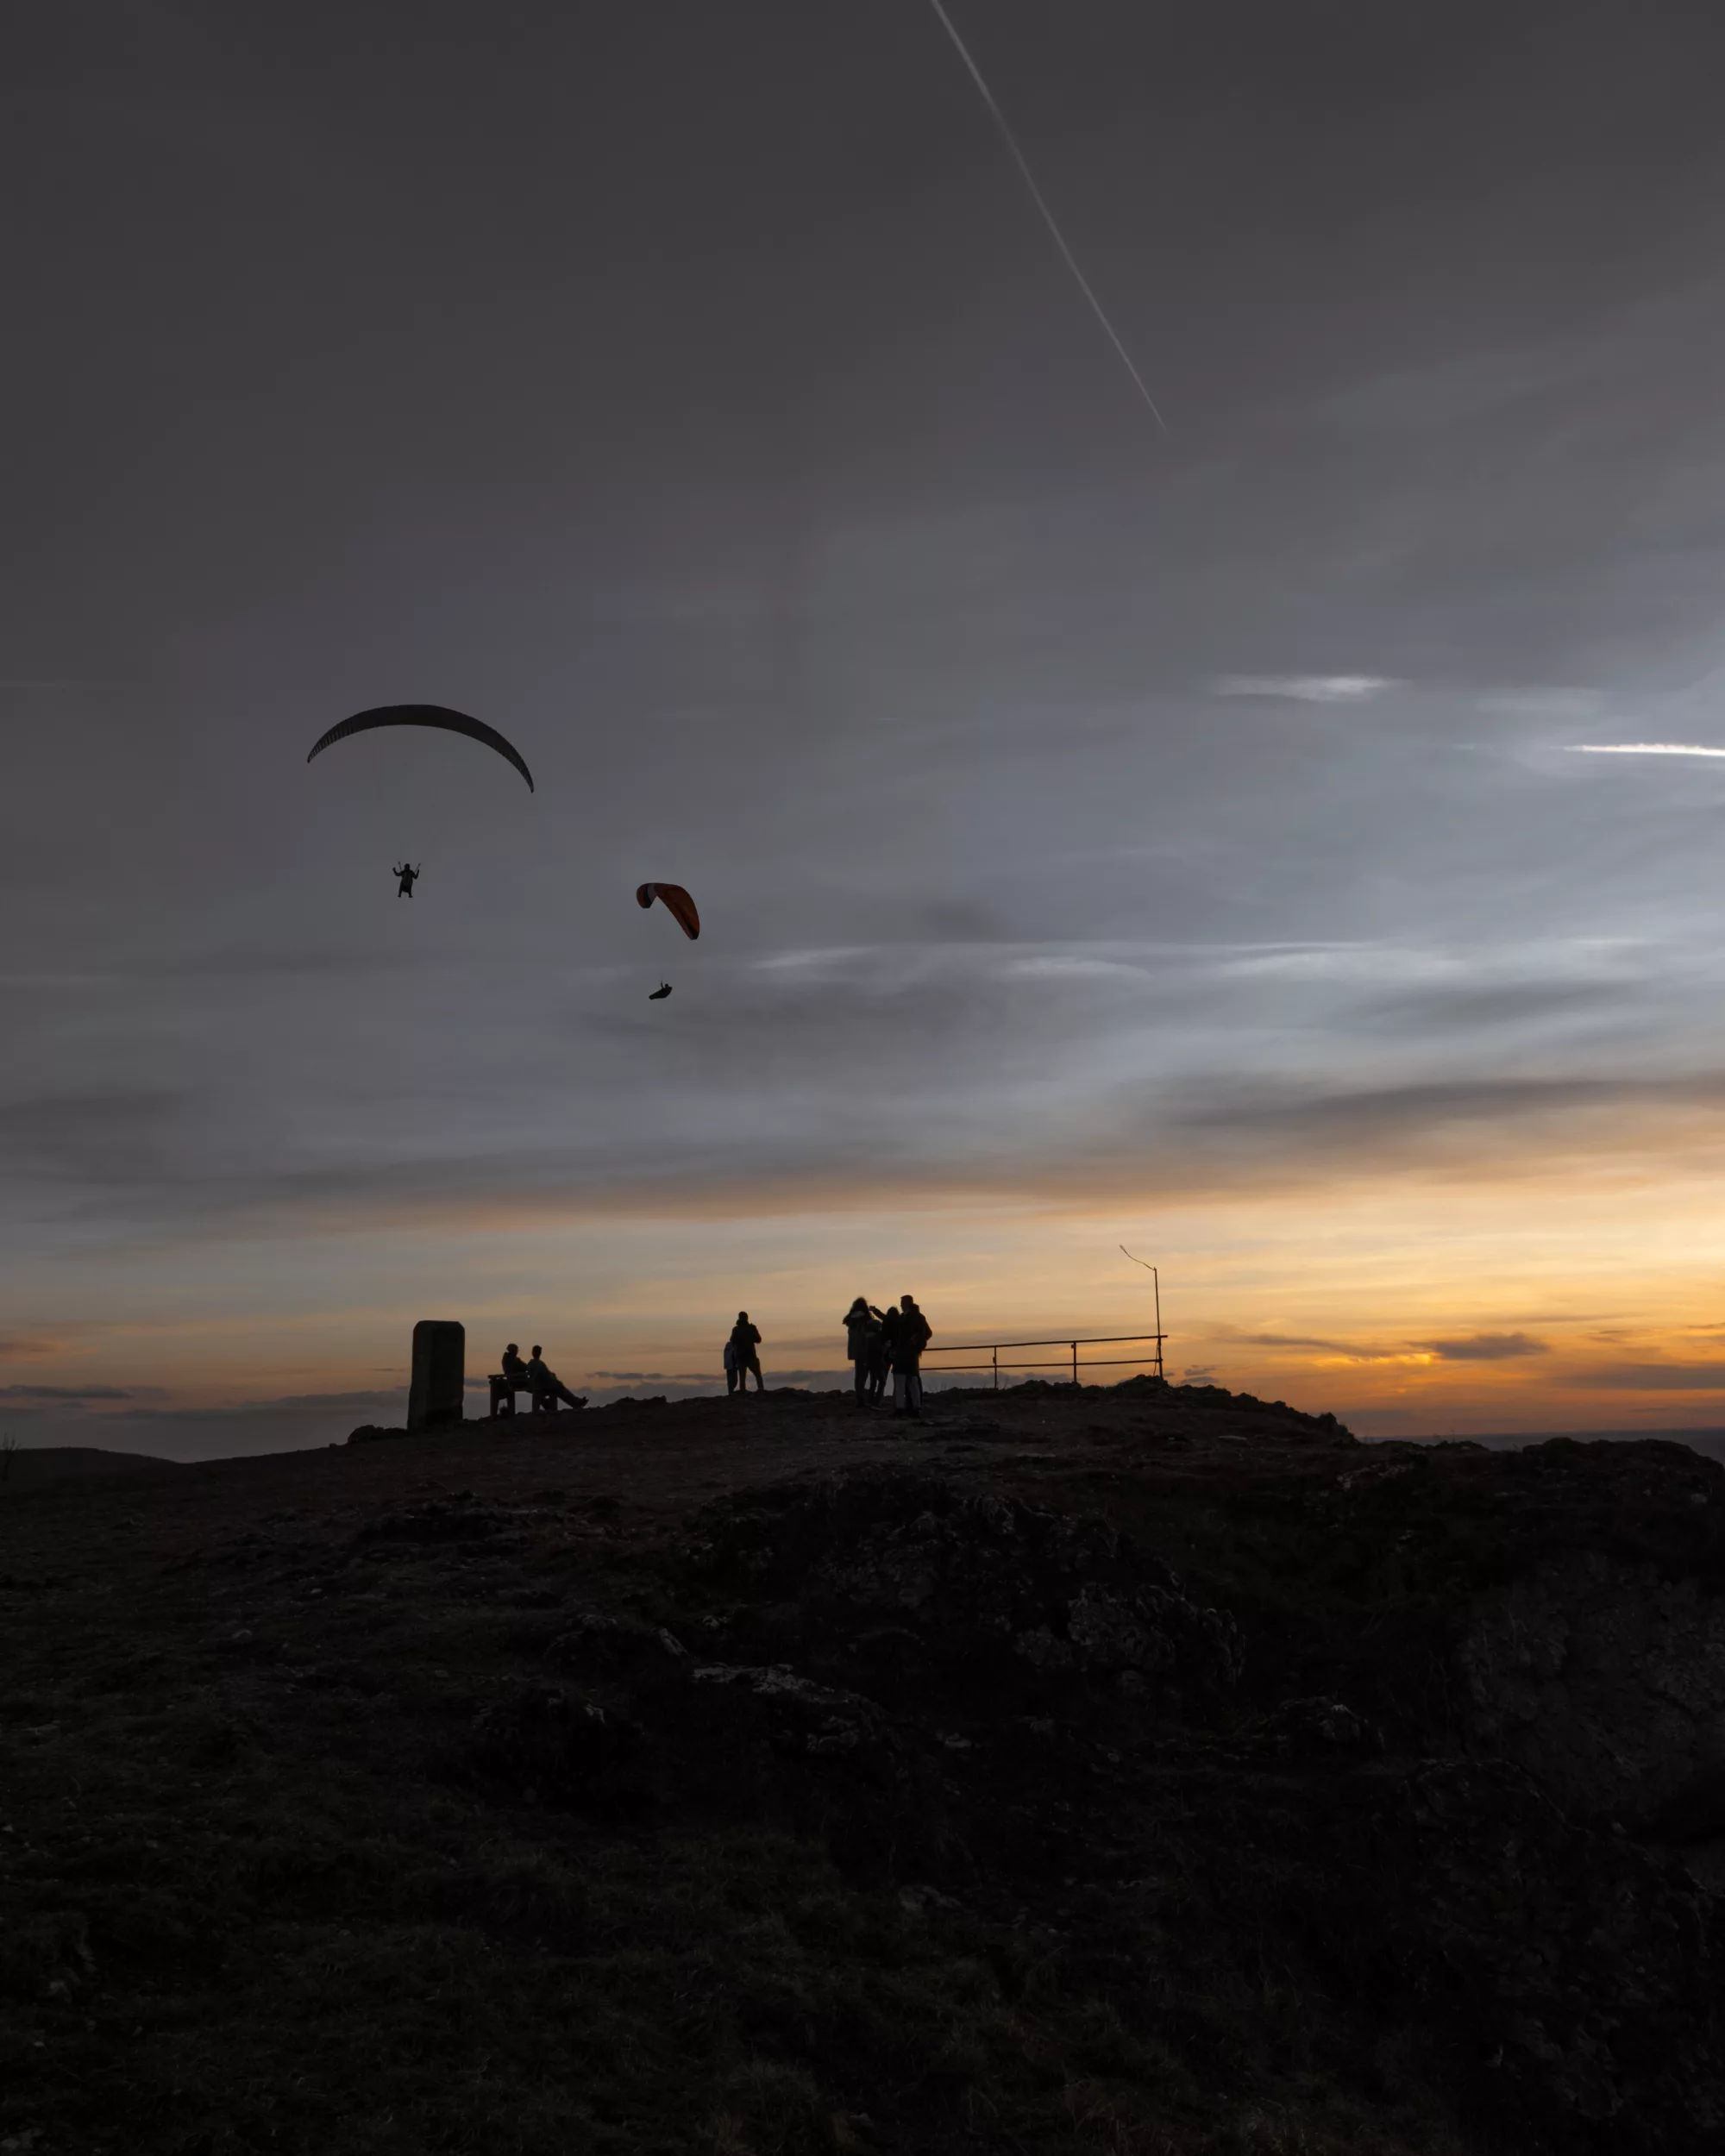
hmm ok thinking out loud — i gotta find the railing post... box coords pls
[1071,1339,1078,1386]
[992,1345,999,1391]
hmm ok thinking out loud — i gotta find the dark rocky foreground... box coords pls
[4,1382,1725,2153]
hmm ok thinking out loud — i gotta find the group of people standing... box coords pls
[721,1298,933,1413]
[844,1294,932,1415]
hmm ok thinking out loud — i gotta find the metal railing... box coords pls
[922,1331,1166,1390]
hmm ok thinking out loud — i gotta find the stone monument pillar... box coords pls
[408,1319,465,1432]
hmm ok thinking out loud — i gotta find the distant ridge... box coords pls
[3,1446,180,1484]
[1395,1426,1725,1468]
[1399,1426,1725,1446]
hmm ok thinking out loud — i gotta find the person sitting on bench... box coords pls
[524,1344,584,1413]
[487,1342,536,1417]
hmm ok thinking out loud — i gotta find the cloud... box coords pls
[3,1060,1698,1248]
[999,956,1145,981]
[6,928,1717,1251]
[752,948,880,974]
[0,1382,139,1401]
[1479,689,1604,720]
[113,1388,405,1423]
[1161,1077,1590,1175]
[1580,1364,1725,1391]
[1346,982,1631,1035]
[1423,1333,1549,1362]
[1232,1332,1402,1359]
[1213,675,1396,703]
[586,1371,718,1385]
[1159,1074,1725,1184]
[0,1088,191,1187]
[1317,338,1587,431]
[1565,743,1725,758]
[1220,1329,1548,1366]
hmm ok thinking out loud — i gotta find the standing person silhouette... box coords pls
[393,862,421,898]
[891,1294,932,1419]
[728,1311,763,1395]
[844,1297,883,1408]
[875,1302,900,1405]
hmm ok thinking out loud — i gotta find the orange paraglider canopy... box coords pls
[636,882,699,940]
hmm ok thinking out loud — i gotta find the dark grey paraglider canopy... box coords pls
[307,705,535,792]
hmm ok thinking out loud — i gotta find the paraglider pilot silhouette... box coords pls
[638,883,698,1002]
[304,706,534,906]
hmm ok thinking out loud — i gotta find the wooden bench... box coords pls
[487,1375,558,1418]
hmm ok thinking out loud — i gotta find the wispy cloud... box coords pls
[1220,1328,1548,1366]
[999,956,1145,981]
[752,948,880,973]
[1233,1331,1402,1360]
[1580,1363,1725,1390]
[114,1388,404,1422]
[1213,675,1396,704]
[0,1382,140,1401]
[1480,688,1604,720]
[1565,743,1725,758]
[586,1370,717,1385]
[1423,1332,1549,1362]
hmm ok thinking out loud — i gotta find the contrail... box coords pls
[925,0,1166,431]
[1565,743,1725,758]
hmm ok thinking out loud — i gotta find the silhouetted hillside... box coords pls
[1,1445,179,1486]
[3,1381,1722,2153]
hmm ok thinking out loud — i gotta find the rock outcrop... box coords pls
[1460,1547,1725,1822]
[684,1463,1242,1716]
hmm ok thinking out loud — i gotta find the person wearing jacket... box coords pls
[843,1297,884,1407]
[728,1312,763,1395]
[524,1344,584,1413]
[890,1294,932,1418]
[875,1303,900,1402]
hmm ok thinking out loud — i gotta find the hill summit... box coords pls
[4,1378,1723,2152]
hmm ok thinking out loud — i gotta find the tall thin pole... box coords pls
[1120,1244,1165,1381]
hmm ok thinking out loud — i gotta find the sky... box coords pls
[10,0,1725,1458]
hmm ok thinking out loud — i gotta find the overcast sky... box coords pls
[10,0,1725,1457]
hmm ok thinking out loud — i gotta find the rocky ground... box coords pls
[4,1379,1725,2154]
